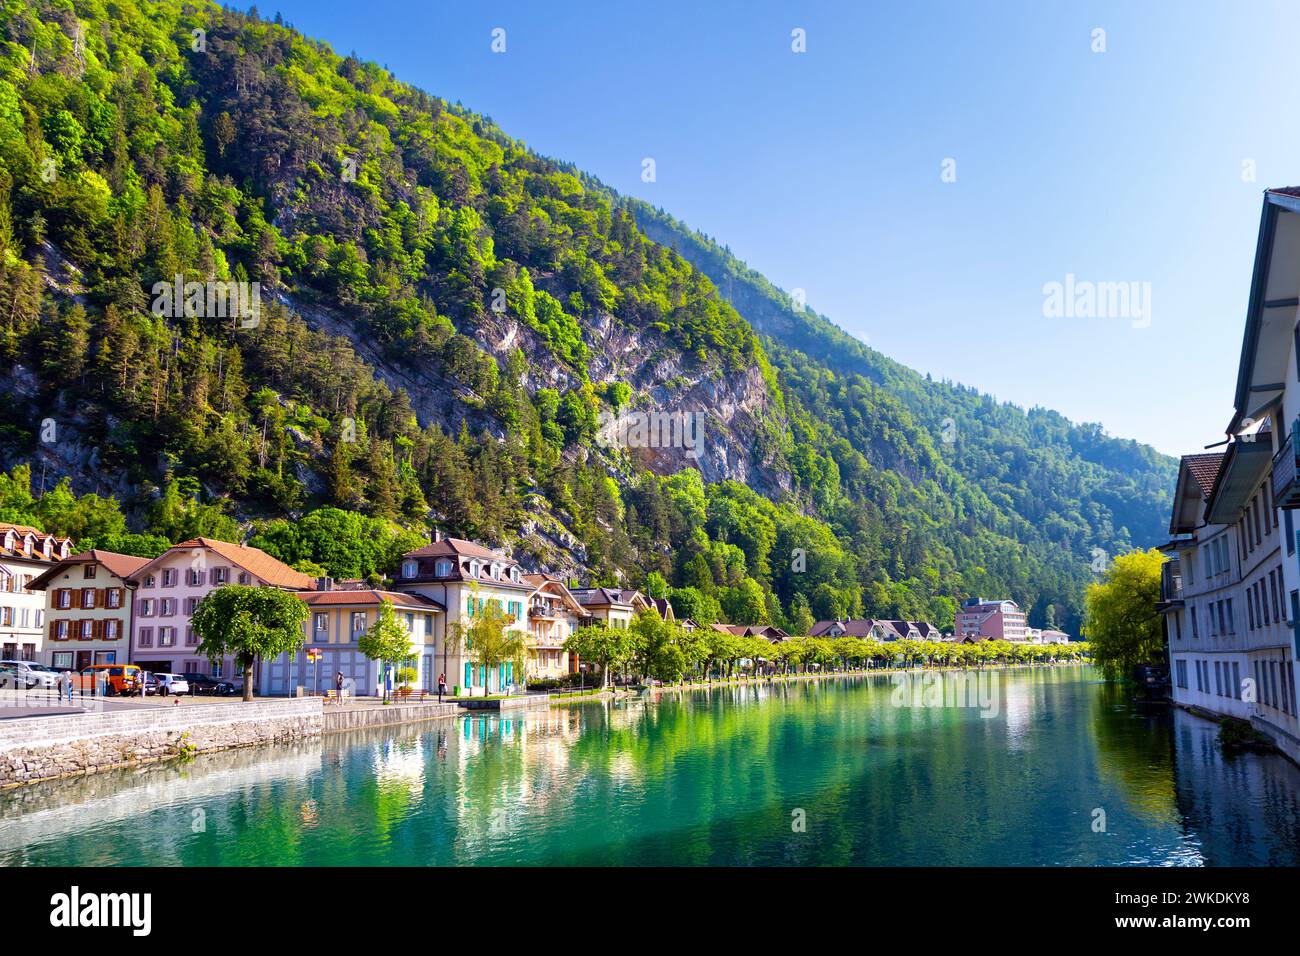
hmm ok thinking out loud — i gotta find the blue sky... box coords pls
[261,0,1300,457]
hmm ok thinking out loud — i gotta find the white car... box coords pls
[153,673,190,697]
[0,660,59,690]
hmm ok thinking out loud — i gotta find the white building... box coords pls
[1165,186,1300,763]
[392,534,532,695]
[1160,453,1261,723]
[0,524,72,662]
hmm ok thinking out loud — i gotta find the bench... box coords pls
[394,687,430,702]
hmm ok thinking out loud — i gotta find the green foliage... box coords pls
[191,585,310,701]
[249,507,425,581]
[1083,548,1165,681]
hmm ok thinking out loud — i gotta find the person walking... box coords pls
[63,670,74,704]
[334,670,344,704]
[437,671,447,703]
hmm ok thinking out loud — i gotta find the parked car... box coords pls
[180,672,238,696]
[75,664,143,696]
[0,660,59,690]
[153,673,190,697]
[0,662,19,690]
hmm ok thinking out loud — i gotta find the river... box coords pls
[4,666,1300,865]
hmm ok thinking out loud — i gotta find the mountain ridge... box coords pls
[0,0,1174,635]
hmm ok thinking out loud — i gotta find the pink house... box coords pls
[127,537,316,682]
[956,598,1028,641]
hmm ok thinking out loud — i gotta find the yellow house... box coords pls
[522,574,590,679]
[569,587,650,629]
[393,535,532,694]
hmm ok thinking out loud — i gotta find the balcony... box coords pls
[1273,422,1300,509]
[1156,560,1183,610]
[529,603,561,620]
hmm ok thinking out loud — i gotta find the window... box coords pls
[139,598,154,617]
[105,620,119,641]
[213,567,228,585]
[1226,598,1235,634]
[81,588,95,609]
[138,627,153,647]
[238,572,251,585]
[1272,570,1282,622]
[53,620,69,641]
[160,626,176,647]
[160,598,175,617]
[1190,605,1199,639]
[314,613,328,632]
[1214,661,1223,696]
[143,574,155,588]
[161,569,176,587]
[1248,595,1256,630]
[185,626,198,647]
[107,588,121,609]
[351,612,367,635]
[52,651,73,670]
[435,560,451,577]
[186,568,203,586]
[1231,662,1241,700]
[56,589,71,609]
[83,565,96,580]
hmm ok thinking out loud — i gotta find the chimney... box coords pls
[316,576,334,592]
[430,527,442,543]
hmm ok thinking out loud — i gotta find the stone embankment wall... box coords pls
[0,699,321,789]
[321,701,460,732]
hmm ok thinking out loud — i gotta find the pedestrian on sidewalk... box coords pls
[438,672,447,703]
[63,670,74,704]
[335,671,344,704]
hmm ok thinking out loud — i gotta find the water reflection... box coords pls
[3,667,1300,866]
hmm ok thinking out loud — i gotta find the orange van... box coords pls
[76,664,143,696]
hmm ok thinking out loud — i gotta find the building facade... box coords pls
[0,524,72,662]
[956,599,1028,641]
[128,537,317,682]
[1160,453,1256,722]
[522,574,589,680]
[392,535,532,695]
[569,587,649,630]
[1161,186,1300,762]
[28,550,148,671]
[260,586,445,696]
[810,619,938,641]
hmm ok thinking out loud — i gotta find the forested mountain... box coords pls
[0,0,1174,636]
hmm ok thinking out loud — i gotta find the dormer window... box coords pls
[470,560,481,577]
[490,563,500,579]
[43,539,52,557]
[510,567,520,583]
[435,559,452,577]
[402,560,419,579]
